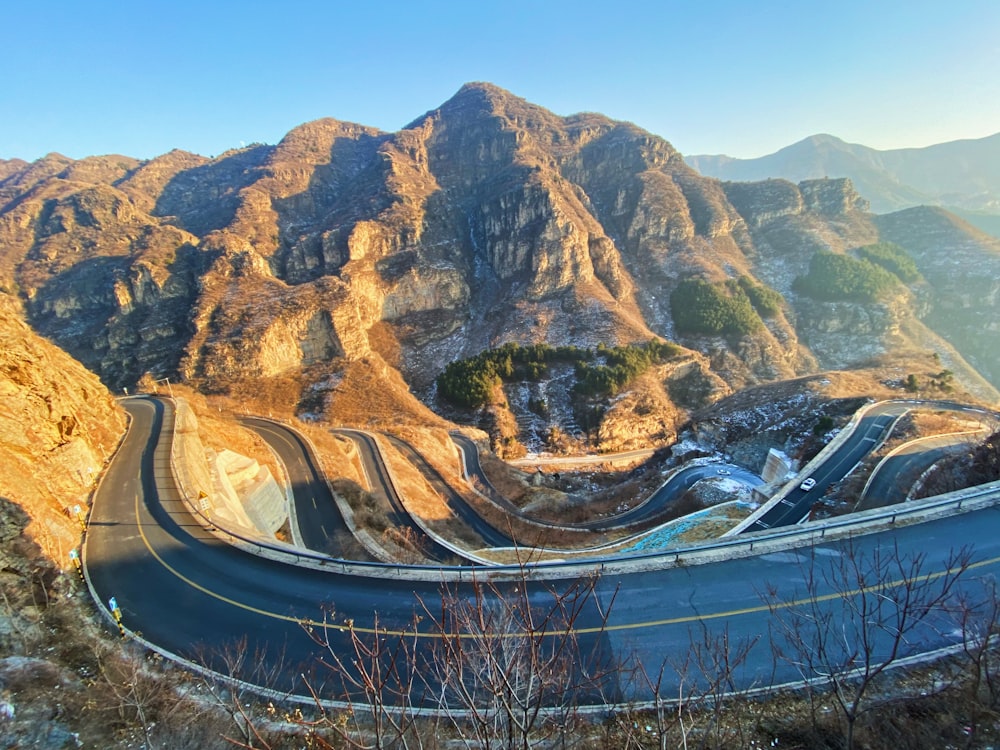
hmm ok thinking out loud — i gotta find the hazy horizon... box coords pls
[4,0,999,162]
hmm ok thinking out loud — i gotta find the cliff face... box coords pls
[0,294,126,562]
[0,84,800,393]
[724,177,870,229]
[1,83,997,434]
[875,207,1000,389]
[719,179,1000,401]
[724,179,881,358]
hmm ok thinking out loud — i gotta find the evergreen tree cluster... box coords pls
[436,340,679,408]
[670,276,782,336]
[736,275,784,318]
[793,250,900,303]
[435,356,504,408]
[573,340,678,397]
[856,242,922,283]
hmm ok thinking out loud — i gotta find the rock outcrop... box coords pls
[0,294,125,561]
[717,177,1000,396]
[1,82,998,446]
[724,177,870,229]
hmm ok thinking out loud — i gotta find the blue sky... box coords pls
[3,1,999,162]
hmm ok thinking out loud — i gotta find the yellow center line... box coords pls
[134,491,1000,640]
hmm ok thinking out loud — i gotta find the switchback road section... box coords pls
[329,429,466,564]
[83,396,1000,708]
[745,402,910,531]
[453,431,760,532]
[239,416,373,560]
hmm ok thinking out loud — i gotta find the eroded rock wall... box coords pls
[0,295,125,562]
[2,84,998,439]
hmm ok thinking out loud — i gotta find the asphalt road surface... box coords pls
[860,432,980,509]
[383,434,513,549]
[239,416,373,559]
[83,397,1000,706]
[330,428,458,563]
[747,402,911,530]
[748,401,997,531]
[452,432,760,532]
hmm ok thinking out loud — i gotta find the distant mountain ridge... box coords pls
[686,132,1000,234]
[2,82,1000,455]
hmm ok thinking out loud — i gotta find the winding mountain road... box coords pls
[741,400,997,532]
[83,396,1000,707]
[860,429,989,509]
[383,433,513,549]
[452,431,760,532]
[744,402,911,531]
[239,416,373,559]
[330,428,458,563]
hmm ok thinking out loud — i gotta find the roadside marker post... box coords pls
[68,549,85,584]
[73,504,87,532]
[109,596,126,639]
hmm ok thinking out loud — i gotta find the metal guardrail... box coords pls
[726,398,1000,535]
[162,395,1000,581]
[91,395,1000,716]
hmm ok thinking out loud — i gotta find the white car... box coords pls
[799,477,817,491]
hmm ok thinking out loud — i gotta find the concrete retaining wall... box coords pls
[173,400,286,540]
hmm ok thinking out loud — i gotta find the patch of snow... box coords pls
[670,439,707,457]
[502,363,584,452]
[718,392,816,433]
[619,506,724,553]
[713,477,754,497]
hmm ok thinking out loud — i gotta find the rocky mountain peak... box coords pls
[56,154,141,186]
[800,177,869,214]
[272,118,384,165]
[434,81,536,119]
[0,153,76,204]
[2,84,998,423]
[722,177,867,228]
[0,158,31,182]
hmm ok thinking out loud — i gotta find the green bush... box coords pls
[574,341,679,397]
[793,251,900,302]
[736,275,784,318]
[856,242,921,283]
[436,357,503,408]
[437,340,680,406]
[670,278,765,336]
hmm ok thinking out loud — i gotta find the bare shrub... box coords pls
[609,620,765,750]
[254,571,621,749]
[761,540,973,750]
[416,571,618,749]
